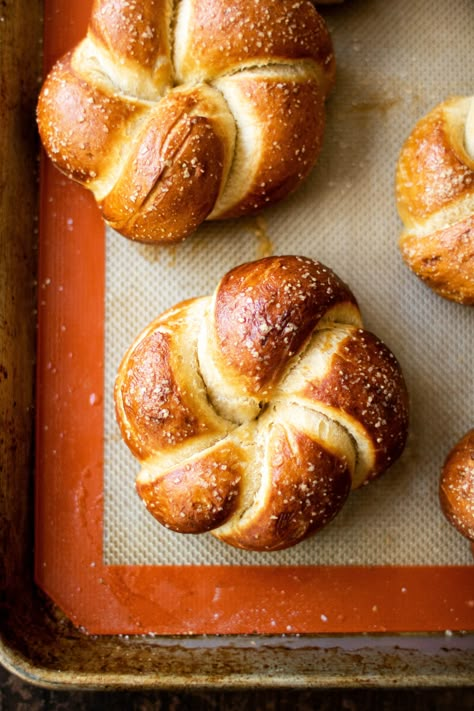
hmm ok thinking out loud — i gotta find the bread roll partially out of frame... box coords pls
[440,429,474,544]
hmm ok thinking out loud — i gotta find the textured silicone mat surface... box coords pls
[103,0,474,567]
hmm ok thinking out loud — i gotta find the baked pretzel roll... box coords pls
[37,0,335,244]
[396,96,474,304]
[115,256,409,551]
[439,429,474,543]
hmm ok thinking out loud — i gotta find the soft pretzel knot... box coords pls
[439,429,474,544]
[396,96,474,305]
[37,0,336,244]
[115,256,409,551]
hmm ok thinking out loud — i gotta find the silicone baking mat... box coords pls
[35,0,474,635]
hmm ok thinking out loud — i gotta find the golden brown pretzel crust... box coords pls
[396,96,474,304]
[37,0,335,244]
[439,429,474,542]
[115,256,409,551]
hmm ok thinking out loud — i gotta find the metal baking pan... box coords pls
[1,0,473,689]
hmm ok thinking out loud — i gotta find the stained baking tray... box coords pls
[1,0,473,689]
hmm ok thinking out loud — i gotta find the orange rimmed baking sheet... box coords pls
[35,0,474,635]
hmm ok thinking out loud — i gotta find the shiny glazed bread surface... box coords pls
[115,256,409,551]
[37,0,335,243]
[440,429,474,543]
[396,96,474,304]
